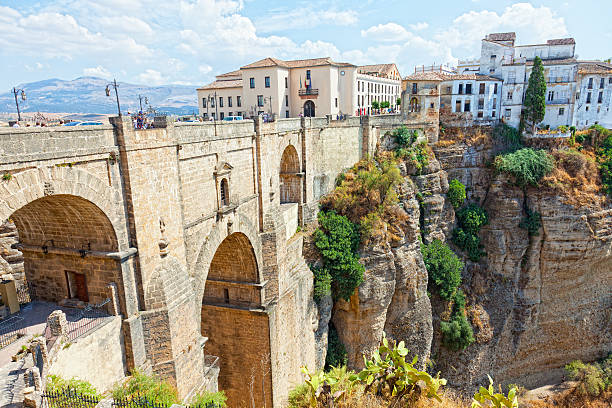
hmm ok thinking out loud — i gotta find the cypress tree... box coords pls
[523,56,547,134]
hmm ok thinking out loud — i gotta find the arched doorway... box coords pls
[409,97,419,112]
[303,100,315,117]
[7,194,121,310]
[201,233,272,407]
[279,145,301,204]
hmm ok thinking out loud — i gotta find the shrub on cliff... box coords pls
[447,179,467,209]
[421,239,463,301]
[392,126,418,148]
[452,204,488,262]
[111,369,179,405]
[320,156,403,243]
[325,323,348,370]
[519,209,542,236]
[565,353,612,397]
[598,130,612,197]
[312,265,331,302]
[314,210,364,301]
[440,312,475,352]
[493,148,554,187]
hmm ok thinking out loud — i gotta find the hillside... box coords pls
[0,77,198,115]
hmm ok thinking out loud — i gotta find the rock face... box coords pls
[332,161,436,369]
[330,132,611,392]
[432,137,612,390]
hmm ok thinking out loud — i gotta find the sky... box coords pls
[1,0,611,90]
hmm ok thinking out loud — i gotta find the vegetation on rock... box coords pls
[326,323,348,370]
[494,148,554,187]
[452,204,488,262]
[314,210,364,301]
[519,209,542,236]
[421,240,463,301]
[447,179,467,210]
[321,155,404,243]
[565,353,611,397]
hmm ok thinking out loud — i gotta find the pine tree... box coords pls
[523,56,547,134]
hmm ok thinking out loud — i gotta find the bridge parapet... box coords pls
[0,125,117,166]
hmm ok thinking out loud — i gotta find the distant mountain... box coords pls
[0,77,199,115]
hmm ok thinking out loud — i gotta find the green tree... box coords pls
[380,101,390,109]
[396,97,402,107]
[371,100,380,111]
[523,56,547,133]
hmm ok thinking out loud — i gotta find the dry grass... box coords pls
[523,389,612,408]
[436,127,494,149]
[541,148,608,208]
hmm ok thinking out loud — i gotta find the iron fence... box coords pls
[42,388,100,408]
[0,315,26,349]
[113,396,223,408]
[65,299,111,341]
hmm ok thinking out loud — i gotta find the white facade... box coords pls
[455,32,612,129]
[444,78,502,121]
[197,58,401,119]
[573,66,612,128]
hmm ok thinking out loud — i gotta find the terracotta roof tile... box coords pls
[216,70,242,78]
[485,32,516,42]
[404,72,501,81]
[577,61,612,74]
[547,38,575,45]
[240,57,289,69]
[197,79,242,90]
[357,63,397,76]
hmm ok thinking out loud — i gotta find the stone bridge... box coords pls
[0,110,436,406]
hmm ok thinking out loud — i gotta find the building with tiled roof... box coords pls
[574,61,612,128]
[197,56,401,119]
[453,31,588,128]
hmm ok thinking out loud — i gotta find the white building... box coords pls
[197,58,402,120]
[403,71,502,124]
[455,32,612,129]
[573,62,612,128]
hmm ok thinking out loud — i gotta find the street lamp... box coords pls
[12,87,26,122]
[138,95,149,112]
[207,92,219,121]
[105,79,122,116]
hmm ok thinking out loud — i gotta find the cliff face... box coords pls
[433,137,612,389]
[329,132,611,391]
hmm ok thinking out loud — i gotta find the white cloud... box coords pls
[361,23,411,42]
[436,3,568,54]
[409,22,428,31]
[137,69,165,85]
[198,65,213,74]
[83,66,112,79]
[256,9,357,33]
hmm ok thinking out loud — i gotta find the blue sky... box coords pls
[1,0,610,90]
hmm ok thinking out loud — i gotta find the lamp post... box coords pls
[12,87,26,122]
[138,95,149,112]
[105,79,122,116]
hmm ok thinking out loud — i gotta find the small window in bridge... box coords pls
[220,179,229,207]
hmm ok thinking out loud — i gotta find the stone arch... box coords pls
[279,144,302,204]
[200,231,272,407]
[191,212,262,301]
[0,167,126,308]
[0,167,124,245]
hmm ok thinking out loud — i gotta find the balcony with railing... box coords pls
[546,98,570,105]
[547,76,571,84]
[298,88,319,98]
